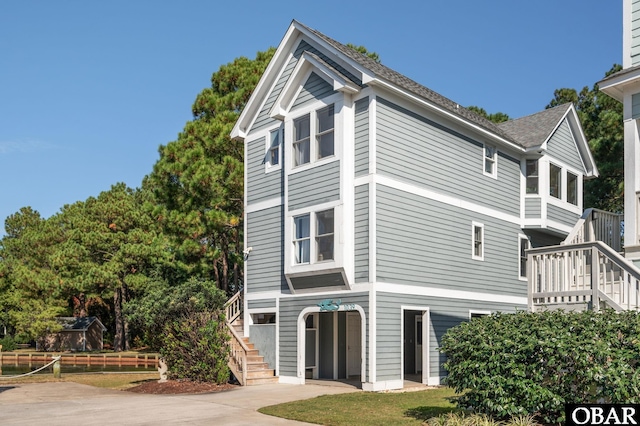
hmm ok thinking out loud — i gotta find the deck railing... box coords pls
[224,290,243,324]
[528,241,640,312]
[563,208,623,252]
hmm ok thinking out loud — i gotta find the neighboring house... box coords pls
[39,317,107,352]
[229,20,597,390]
[599,0,640,266]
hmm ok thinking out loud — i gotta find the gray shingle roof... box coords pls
[57,316,104,331]
[497,103,571,148]
[295,21,524,148]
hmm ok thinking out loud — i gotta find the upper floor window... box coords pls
[317,105,334,159]
[267,129,280,166]
[293,115,311,166]
[292,104,335,168]
[483,145,497,178]
[526,160,538,194]
[472,222,484,260]
[293,209,334,265]
[549,163,561,199]
[567,172,578,205]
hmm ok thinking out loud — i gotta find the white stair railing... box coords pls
[563,208,623,252]
[528,241,640,312]
[224,290,248,385]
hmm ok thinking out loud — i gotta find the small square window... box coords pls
[294,115,310,166]
[567,172,578,205]
[526,160,538,194]
[483,145,497,177]
[550,163,561,199]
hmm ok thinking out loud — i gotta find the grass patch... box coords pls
[259,387,458,425]
[0,372,158,390]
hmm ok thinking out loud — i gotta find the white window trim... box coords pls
[524,158,539,195]
[471,221,484,261]
[518,234,530,281]
[292,103,336,169]
[469,310,491,319]
[482,144,498,179]
[549,162,562,200]
[265,126,283,173]
[285,202,343,276]
[566,171,579,206]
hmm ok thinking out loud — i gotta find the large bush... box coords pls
[440,310,640,424]
[125,278,230,383]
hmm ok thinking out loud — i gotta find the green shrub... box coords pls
[427,412,540,426]
[0,335,17,351]
[440,310,640,424]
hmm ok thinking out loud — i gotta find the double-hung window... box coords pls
[526,160,538,194]
[293,115,311,166]
[567,172,578,205]
[549,163,562,199]
[316,105,334,159]
[293,215,310,264]
[266,128,280,166]
[293,209,334,265]
[292,104,335,167]
[519,236,530,279]
[472,222,484,260]
[483,145,497,178]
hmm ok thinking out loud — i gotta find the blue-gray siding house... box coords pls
[230,20,598,390]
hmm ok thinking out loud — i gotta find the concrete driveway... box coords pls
[0,381,360,425]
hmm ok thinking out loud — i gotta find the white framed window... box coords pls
[519,234,530,280]
[567,172,578,205]
[316,104,334,159]
[263,128,282,170]
[293,214,310,264]
[292,209,334,265]
[549,163,562,199]
[526,159,538,194]
[315,209,334,262]
[293,115,311,166]
[469,310,491,319]
[483,145,497,178]
[292,104,335,168]
[472,222,484,260]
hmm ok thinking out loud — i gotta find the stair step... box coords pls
[246,376,279,386]
[246,362,270,370]
[247,369,276,379]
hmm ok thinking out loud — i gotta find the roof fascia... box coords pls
[231,22,300,140]
[565,104,598,178]
[368,78,525,153]
[269,52,360,120]
[598,68,640,103]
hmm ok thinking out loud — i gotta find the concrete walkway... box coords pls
[0,381,360,425]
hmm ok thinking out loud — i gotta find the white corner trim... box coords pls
[278,375,305,385]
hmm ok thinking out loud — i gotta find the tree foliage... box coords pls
[467,105,510,123]
[125,278,229,383]
[440,310,640,424]
[547,64,623,212]
[145,48,276,293]
[346,43,381,63]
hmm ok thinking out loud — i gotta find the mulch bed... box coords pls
[126,379,237,395]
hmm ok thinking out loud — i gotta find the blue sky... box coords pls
[0,1,621,234]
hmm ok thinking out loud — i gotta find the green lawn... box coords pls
[259,387,458,426]
[0,372,158,390]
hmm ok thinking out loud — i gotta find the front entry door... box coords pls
[346,312,361,377]
[415,316,422,374]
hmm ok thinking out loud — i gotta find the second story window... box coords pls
[549,163,561,199]
[526,160,538,194]
[294,214,310,264]
[316,209,334,261]
[293,115,311,166]
[268,129,280,166]
[567,172,578,205]
[519,236,530,278]
[316,105,334,159]
[483,145,497,178]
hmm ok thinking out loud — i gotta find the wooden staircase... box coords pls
[230,319,278,385]
[225,291,278,386]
